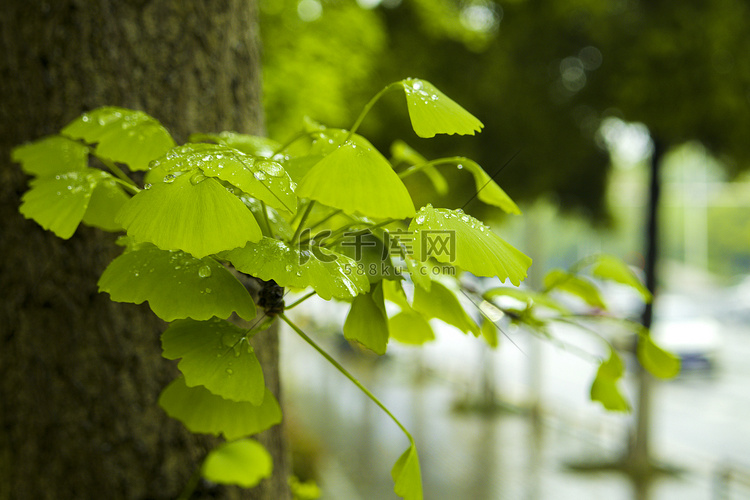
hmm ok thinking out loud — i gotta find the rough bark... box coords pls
[0,1,289,499]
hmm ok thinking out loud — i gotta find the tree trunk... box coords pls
[0,1,289,499]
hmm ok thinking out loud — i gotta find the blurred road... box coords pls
[281,297,750,500]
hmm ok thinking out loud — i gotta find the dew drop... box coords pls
[204,288,212,294]
[144,183,152,190]
[226,368,234,375]
[285,264,293,272]
[457,164,464,170]
[198,265,212,278]
[190,171,207,185]
[163,173,176,183]
[415,215,425,225]
[258,160,284,177]
[253,171,266,181]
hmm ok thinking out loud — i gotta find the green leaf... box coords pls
[222,237,369,301]
[80,177,129,231]
[61,107,175,171]
[202,439,272,488]
[544,269,606,309]
[98,244,256,321]
[412,280,479,335]
[335,230,397,284]
[116,172,262,258]
[161,318,264,404]
[343,281,389,354]
[12,135,89,177]
[390,140,448,195]
[590,348,630,412]
[483,287,571,314]
[454,159,521,214]
[19,168,109,239]
[409,205,531,285]
[296,134,416,219]
[147,143,296,214]
[590,254,652,303]
[190,132,281,158]
[389,311,435,345]
[391,443,423,500]
[159,378,282,440]
[400,78,483,139]
[638,334,681,379]
[480,318,499,348]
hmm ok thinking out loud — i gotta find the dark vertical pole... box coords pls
[628,137,666,496]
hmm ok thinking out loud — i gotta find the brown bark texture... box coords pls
[0,1,289,499]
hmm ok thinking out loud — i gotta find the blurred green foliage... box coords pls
[261,0,750,221]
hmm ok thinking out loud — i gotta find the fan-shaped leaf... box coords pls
[484,287,570,314]
[638,334,681,379]
[544,269,606,309]
[391,140,448,195]
[343,282,389,354]
[159,378,282,440]
[202,439,273,488]
[162,318,264,403]
[19,168,109,239]
[454,159,520,214]
[81,177,129,232]
[148,143,296,214]
[190,132,281,158]
[400,78,483,138]
[409,205,531,285]
[389,311,435,345]
[590,348,630,412]
[62,107,175,171]
[98,244,256,321]
[591,254,652,303]
[12,135,89,177]
[116,172,262,258]
[222,237,369,300]
[412,280,479,335]
[391,443,423,500]
[296,135,415,219]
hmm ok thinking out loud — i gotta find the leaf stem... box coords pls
[99,157,140,189]
[285,291,317,310]
[398,157,466,179]
[176,466,201,500]
[320,218,400,248]
[308,208,343,231]
[280,314,413,442]
[259,200,273,237]
[346,82,401,142]
[112,177,141,194]
[291,201,316,244]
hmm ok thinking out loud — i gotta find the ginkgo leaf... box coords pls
[590,348,630,412]
[162,318,264,404]
[391,443,423,500]
[409,205,531,285]
[98,244,256,321]
[202,439,273,488]
[484,287,570,314]
[335,231,397,284]
[222,237,369,301]
[454,159,520,214]
[480,318,499,348]
[296,134,416,219]
[80,177,129,232]
[189,132,281,158]
[343,282,389,354]
[412,280,479,335]
[159,378,282,440]
[389,311,435,345]
[638,333,681,379]
[390,140,448,195]
[62,107,175,171]
[12,135,89,177]
[400,78,483,138]
[19,168,109,239]
[544,269,606,309]
[116,172,262,258]
[591,254,652,303]
[147,143,296,214]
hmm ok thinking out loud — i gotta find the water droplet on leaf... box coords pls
[190,171,207,185]
[198,265,212,278]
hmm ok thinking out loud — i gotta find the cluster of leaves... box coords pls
[13,78,676,499]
